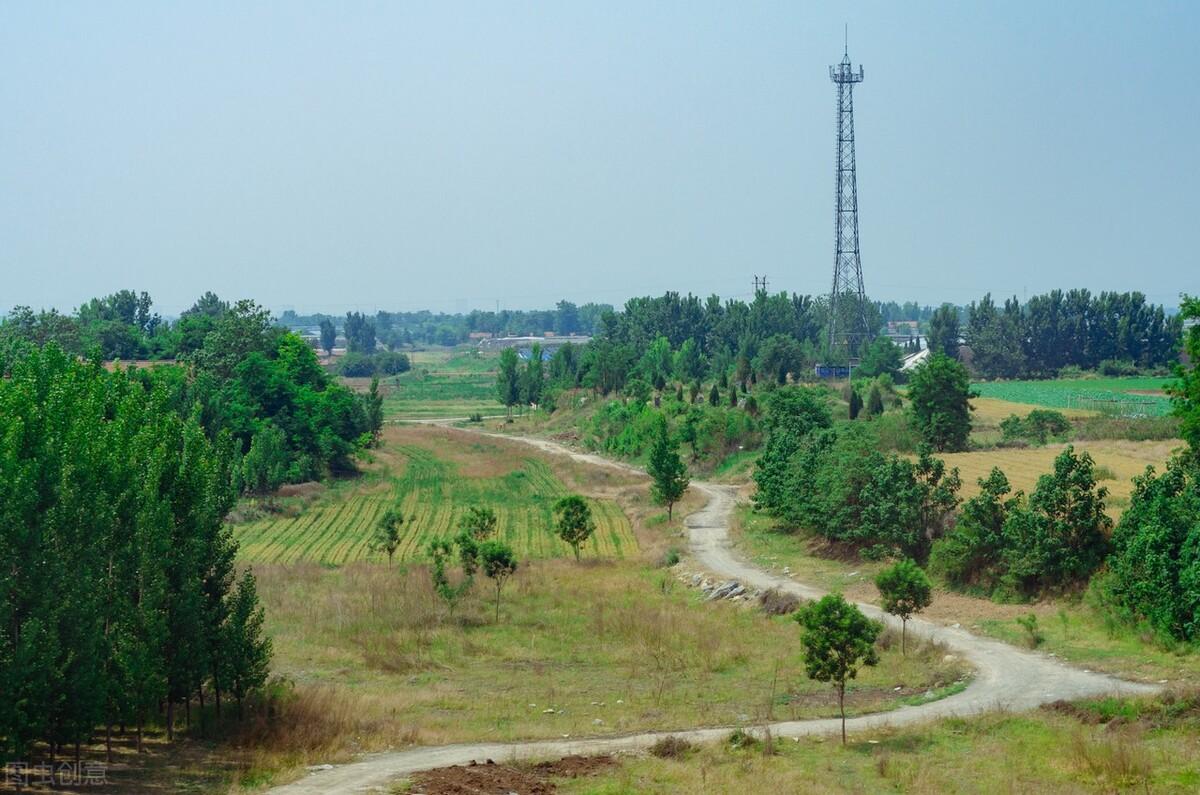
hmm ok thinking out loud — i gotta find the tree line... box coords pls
[0,347,271,760]
[753,296,1200,645]
[280,300,613,349]
[928,289,1180,378]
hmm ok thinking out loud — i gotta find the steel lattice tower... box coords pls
[828,46,869,354]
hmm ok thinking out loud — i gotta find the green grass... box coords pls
[972,377,1174,417]
[550,693,1200,793]
[233,430,635,564]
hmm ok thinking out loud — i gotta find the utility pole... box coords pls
[753,275,769,293]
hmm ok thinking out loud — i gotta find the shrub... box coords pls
[649,735,694,758]
[1099,457,1200,643]
[1097,358,1139,377]
[337,350,411,377]
[758,588,801,616]
[1016,613,1044,648]
[1000,409,1070,445]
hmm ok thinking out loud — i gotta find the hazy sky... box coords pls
[3,2,1197,316]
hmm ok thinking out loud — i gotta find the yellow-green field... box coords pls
[938,438,1179,516]
[233,426,636,564]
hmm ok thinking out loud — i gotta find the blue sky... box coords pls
[2,2,1196,315]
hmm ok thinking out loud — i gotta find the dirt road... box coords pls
[268,431,1156,795]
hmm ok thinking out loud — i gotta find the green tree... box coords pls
[874,560,932,654]
[752,387,833,516]
[523,343,545,407]
[907,353,975,452]
[428,535,479,617]
[673,337,707,382]
[223,570,272,718]
[479,541,519,622]
[928,468,1017,592]
[372,506,405,566]
[1101,456,1200,642]
[926,304,960,359]
[1169,295,1200,455]
[865,384,884,417]
[319,318,337,355]
[497,347,521,418]
[553,495,595,561]
[460,506,498,541]
[856,337,903,379]
[646,416,690,520]
[708,383,720,406]
[848,387,863,420]
[794,594,882,744]
[1000,447,1112,597]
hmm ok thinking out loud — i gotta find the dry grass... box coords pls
[971,396,1096,425]
[938,439,1177,519]
[1068,726,1153,786]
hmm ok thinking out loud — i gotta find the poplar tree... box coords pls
[647,416,689,520]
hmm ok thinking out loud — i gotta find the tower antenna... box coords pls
[827,40,868,357]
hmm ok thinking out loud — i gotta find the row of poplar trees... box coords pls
[0,346,271,759]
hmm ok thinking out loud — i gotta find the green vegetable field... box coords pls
[233,440,634,564]
[971,377,1173,417]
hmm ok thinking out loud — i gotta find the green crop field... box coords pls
[233,431,635,564]
[379,348,501,420]
[972,376,1174,416]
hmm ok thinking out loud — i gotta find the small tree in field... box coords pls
[647,415,689,520]
[371,506,405,567]
[428,535,479,618]
[479,541,518,621]
[874,559,932,654]
[795,594,882,744]
[460,506,498,541]
[553,494,595,560]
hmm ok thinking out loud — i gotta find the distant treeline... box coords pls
[279,301,614,348]
[959,290,1181,379]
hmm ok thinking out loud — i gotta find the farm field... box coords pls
[388,348,499,420]
[938,438,1178,516]
[232,425,635,564]
[972,376,1174,416]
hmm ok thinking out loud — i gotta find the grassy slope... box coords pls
[547,694,1200,794]
[259,561,968,750]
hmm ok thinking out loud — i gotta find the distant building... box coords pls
[468,331,493,340]
[479,335,591,351]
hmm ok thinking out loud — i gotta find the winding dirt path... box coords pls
[269,431,1157,794]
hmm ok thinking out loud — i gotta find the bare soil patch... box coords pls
[409,755,616,794]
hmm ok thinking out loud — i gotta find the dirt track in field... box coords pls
[267,429,1157,795]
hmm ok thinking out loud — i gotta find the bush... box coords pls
[337,350,411,377]
[1000,409,1070,445]
[1098,358,1139,377]
[649,735,694,758]
[1099,457,1200,643]
[758,588,802,616]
